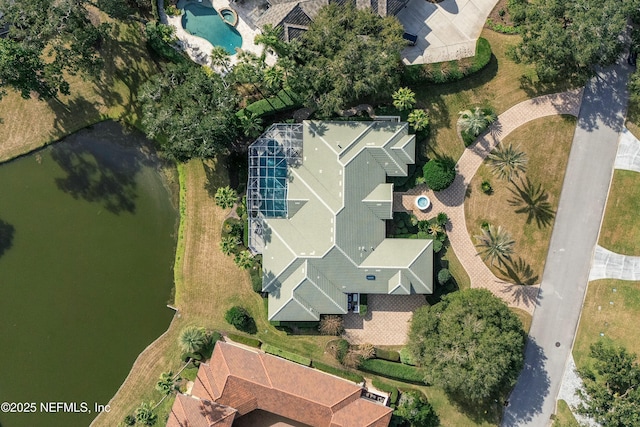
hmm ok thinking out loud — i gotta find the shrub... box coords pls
[357,343,376,360]
[359,294,368,317]
[262,344,312,366]
[395,390,439,427]
[343,350,365,368]
[359,304,368,317]
[250,260,263,293]
[124,414,136,426]
[319,315,344,335]
[334,339,351,364]
[481,180,493,194]
[372,378,399,406]
[227,333,261,348]
[437,268,451,285]
[225,306,257,334]
[144,22,186,64]
[375,348,401,362]
[312,361,364,383]
[433,240,443,253]
[399,347,416,366]
[422,159,456,191]
[359,359,425,383]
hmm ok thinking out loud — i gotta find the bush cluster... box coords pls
[224,306,257,334]
[402,38,491,85]
[399,347,416,366]
[359,359,425,383]
[422,158,456,191]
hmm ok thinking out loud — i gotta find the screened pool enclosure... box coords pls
[247,124,303,253]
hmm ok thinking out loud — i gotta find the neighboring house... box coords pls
[167,341,393,427]
[256,0,409,41]
[247,121,433,322]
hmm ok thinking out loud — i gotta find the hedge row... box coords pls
[374,348,401,362]
[371,378,399,406]
[399,347,416,366]
[262,344,312,366]
[359,359,424,383]
[402,37,492,85]
[244,90,302,118]
[312,361,364,383]
[227,333,261,348]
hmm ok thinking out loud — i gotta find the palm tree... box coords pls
[474,224,515,267]
[392,87,416,111]
[214,186,237,209]
[487,144,528,181]
[179,326,207,354]
[238,111,263,138]
[458,107,497,136]
[427,222,443,236]
[408,109,429,131]
[234,250,254,269]
[263,66,284,94]
[135,402,158,426]
[508,177,555,228]
[210,46,231,72]
[220,236,239,256]
[254,24,287,57]
[155,371,177,395]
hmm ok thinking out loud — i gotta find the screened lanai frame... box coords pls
[248,124,303,254]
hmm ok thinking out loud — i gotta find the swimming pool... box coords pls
[181,2,242,55]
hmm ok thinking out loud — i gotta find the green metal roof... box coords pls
[249,121,433,321]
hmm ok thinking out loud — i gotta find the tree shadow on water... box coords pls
[50,123,151,214]
[0,218,15,258]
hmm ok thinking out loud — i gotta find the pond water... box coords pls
[0,121,178,427]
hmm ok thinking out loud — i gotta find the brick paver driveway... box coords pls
[343,294,427,345]
[395,90,583,314]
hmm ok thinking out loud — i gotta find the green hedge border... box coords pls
[402,37,492,85]
[374,348,401,362]
[312,361,364,383]
[359,359,424,383]
[372,378,399,406]
[227,333,261,348]
[262,344,312,366]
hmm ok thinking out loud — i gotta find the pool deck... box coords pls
[163,0,275,67]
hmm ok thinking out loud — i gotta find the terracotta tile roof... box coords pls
[166,394,236,427]
[171,341,392,427]
[331,398,393,427]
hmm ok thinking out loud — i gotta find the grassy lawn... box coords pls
[573,279,640,370]
[464,115,576,282]
[598,170,640,255]
[441,244,471,290]
[552,400,580,427]
[0,8,157,163]
[413,29,573,162]
[510,307,532,334]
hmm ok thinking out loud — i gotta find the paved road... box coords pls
[502,61,634,427]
